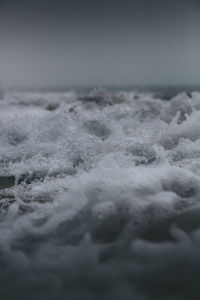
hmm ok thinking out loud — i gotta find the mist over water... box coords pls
[0,0,200,88]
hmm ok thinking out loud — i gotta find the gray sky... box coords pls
[0,0,200,88]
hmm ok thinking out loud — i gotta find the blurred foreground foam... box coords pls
[0,89,200,299]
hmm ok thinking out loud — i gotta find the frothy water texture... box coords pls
[1,89,200,299]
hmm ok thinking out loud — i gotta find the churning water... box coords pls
[1,88,200,299]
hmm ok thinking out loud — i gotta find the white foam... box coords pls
[0,89,200,299]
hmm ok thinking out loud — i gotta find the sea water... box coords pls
[0,88,200,299]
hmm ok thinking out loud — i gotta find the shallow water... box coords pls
[1,88,200,299]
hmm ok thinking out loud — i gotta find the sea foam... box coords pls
[0,89,200,299]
